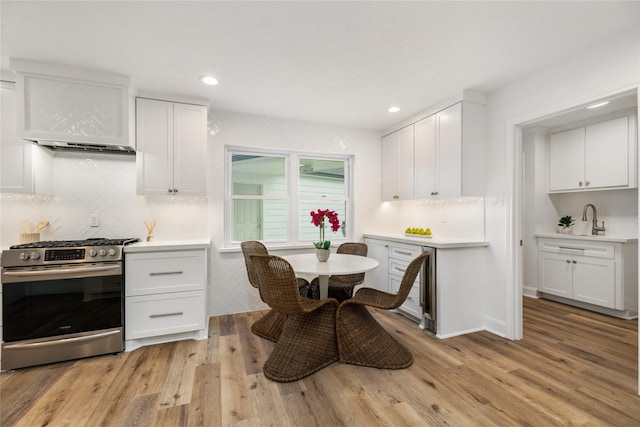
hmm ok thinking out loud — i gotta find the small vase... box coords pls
[146,234,154,242]
[316,248,330,262]
[557,226,573,234]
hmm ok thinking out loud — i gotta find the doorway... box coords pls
[508,87,639,391]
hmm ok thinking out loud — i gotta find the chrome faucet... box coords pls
[582,203,606,235]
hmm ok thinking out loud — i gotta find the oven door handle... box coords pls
[2,265,121,281]
[2,330,121,350]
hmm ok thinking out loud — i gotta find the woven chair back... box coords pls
[240,241,268,289]
[392,252,430,309]
[334,242,368,285]
[250,254,307,316]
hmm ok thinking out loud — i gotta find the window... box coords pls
[226,147,352,247]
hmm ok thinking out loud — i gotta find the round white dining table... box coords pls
[283,253,379,299]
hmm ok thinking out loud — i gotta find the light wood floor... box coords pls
[1,297,638,426]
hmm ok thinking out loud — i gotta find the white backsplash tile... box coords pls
[0,153,207,247]
[368,197,486,240]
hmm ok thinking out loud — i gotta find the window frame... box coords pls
[224,145,353,248]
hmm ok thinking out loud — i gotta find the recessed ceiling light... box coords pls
[586,101,609,109]
[388,106,400,113]
[201,75,219,86]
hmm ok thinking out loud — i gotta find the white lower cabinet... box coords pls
[363,238,389,292]
[124,243,209,351]
[388,242,423,320]
[537,237,637,316]
[126,291,205,339]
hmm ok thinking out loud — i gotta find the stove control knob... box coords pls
[89,249,98,257]
[30,252,40,260]
[20,252,30,261]
[108,248,117,256]
[98,249,107,257]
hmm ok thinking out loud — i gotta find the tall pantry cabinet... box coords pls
[136,98,208,196]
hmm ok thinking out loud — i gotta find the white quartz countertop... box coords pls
[363,233,489,249]
[124,238,211,253]
[535,233,637,243]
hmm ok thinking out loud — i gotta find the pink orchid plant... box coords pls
[310,209,340,249]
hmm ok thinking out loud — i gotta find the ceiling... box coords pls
[1,1,638,131]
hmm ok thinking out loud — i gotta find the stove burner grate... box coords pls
[10,238,140,250]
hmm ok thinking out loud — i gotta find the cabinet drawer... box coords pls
[390,276,421,319]
[389,258,422,284]
[125,250,205,296]
[389,243,423,261]
[125,290,205,339]
[537,238,614,259]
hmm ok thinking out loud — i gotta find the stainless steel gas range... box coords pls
[1,238,139,370]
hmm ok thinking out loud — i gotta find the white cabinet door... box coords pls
[173,103,208,196]
[585,116,629,189]
[1,83,53,195]
[136,98,207,196]
[381,132,398,201]
[414,115,436,198]
[537,251,572,298]
[381,125,414,201]
[436,102,463,197]
[572,256,616,309]
[364,238,389,292]
[136,98,174,195]
[549,127,585,191]
[549,115,635,192]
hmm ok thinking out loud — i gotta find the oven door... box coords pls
[2,262,123,342]
[1,262,124,370]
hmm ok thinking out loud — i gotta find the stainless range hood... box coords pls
[30,139,136,155]
[11,59,134,154]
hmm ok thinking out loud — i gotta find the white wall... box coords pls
[206,110,383,315]
[484,27,640,337]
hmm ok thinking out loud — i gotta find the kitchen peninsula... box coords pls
[363,232,489,338]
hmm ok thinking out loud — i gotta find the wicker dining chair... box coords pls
[250,254,339,382]
[241,241,318,342]
[335,251,429,369]
[310,242,368,302]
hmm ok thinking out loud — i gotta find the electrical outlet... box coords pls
[90,214,100,227]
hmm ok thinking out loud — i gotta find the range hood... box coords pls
[29,139,136,154]
[10,59,134,154]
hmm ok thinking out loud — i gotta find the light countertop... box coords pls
[363,233,489,249]
[535,233,637,243]
[124,238,211,253]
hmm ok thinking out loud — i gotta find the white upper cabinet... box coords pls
[549,115,636,192]
[383,98,485,201]
[382,125,414,201]
[136,98,208,196]
[414,115,436,198]
[1,82,53,194]
[11,59,131,150]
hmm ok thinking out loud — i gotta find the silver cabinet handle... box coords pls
[396,250,412,256]
[566,259,571,263]
[150,312,184,318]
[572,260,577,264]
[559,246,584,251]
[394,267,406,273]
[149,271,183,276]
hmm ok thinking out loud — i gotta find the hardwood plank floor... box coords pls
[1,297,638,426]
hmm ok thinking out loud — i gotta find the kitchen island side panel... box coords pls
[436,246,487,338]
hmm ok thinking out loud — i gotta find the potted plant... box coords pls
[310,209,340,261]
[557,215,574,234]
